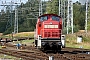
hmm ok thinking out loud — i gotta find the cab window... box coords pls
[40,16,48,22]
[52,16,60,21]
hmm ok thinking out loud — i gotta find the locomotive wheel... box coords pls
[57,46,61,53]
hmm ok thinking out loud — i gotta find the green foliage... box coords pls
[73,3,85,30]
[3,27,14,35]
[0,0,38,34]
[83,37,90,42]
[87,21,90,30]
[66,33,90,49]
[63,25,79,34]
[87,4,90,30]
[0,1,89,34]
[46,0,59,15]
[0,22,6,32]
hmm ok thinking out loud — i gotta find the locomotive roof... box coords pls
[38,14,61,18]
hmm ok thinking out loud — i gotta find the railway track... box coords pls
[0,43,90,60]
[0,37,34,43]
[0,48,48,60]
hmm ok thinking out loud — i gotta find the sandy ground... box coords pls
[0,33,3,36]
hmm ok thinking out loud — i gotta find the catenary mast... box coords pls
[67,0,73,34]
[85,0,88,33]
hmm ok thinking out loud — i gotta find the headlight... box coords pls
[58,42,61,45]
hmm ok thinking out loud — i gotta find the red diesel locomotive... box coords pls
[34,14,65,52]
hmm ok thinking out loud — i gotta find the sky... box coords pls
[73,0,79,2]
[79,0,90,5]
[0,0,79,3]
[0,0,28,12]
[0,0,80,12]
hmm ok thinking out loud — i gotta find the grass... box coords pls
[13,32,34,38]
[0,54,20,60]
[12,39,34,46]
[20,39,34,45]
[0,32,34,38]
[66,42,90,49]
[0,32,35,59]
[1,31,90,49]
[66,32,90,49]
[0,31,90,59]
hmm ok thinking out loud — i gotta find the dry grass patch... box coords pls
[13,32,34,37]
[0,33,3,36]
[1,32,34,38]
[66,32,90,49]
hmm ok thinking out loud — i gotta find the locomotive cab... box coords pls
[34,14,65,52]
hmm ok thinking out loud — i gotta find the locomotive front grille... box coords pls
[52,32,59,37]
[41,29,61,38]
[44,32,60,38]
[44,32,50,37]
